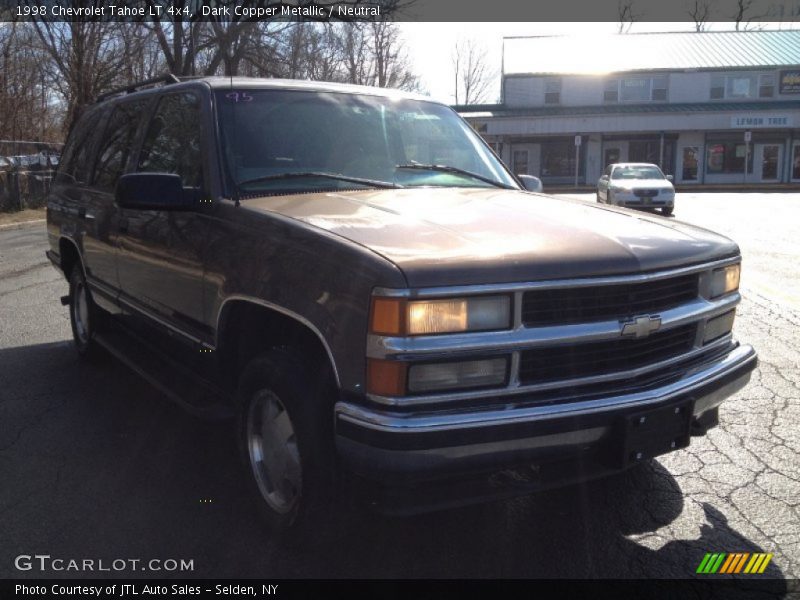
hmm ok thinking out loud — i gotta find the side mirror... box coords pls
[666,174,674,182]
[518,174,543,193]
[116,173,196,211]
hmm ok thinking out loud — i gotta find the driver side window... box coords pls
[138,92,203,188]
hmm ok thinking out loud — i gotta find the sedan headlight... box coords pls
[610,185,628,192]
[370,295,511,336]
[710,264,740,299]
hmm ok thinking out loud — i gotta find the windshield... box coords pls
[611,165,665,180]
[215,89,517,196]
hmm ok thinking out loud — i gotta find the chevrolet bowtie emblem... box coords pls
[620,315,662,338]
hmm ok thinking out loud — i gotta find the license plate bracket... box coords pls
[619,400,694,468]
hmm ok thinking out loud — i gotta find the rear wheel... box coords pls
[237,350,335,535]
[68,266,105,360]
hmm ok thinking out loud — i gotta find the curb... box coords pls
[0,218,46,231]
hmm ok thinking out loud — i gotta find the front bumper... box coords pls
[611,189,674,207]
[335,343,756,493]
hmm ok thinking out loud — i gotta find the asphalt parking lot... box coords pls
[0,193,798,585]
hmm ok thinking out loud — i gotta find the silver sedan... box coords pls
[597,162,675,216]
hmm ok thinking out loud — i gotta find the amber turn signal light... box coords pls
[370,297,406,335]
[366,358,407,396]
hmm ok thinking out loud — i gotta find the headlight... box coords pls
[610,185,627,192]
[710,264,740,298]
[370,295,511,336]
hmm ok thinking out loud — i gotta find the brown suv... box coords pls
[46,75,757,531]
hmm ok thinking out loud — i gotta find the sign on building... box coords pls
[780,70,800,94]
[731,115,792,128]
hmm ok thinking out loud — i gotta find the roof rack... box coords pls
[95,74,202,103]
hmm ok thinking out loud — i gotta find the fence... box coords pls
[0,140,63,212]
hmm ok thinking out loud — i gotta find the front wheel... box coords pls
[237,350,335,535]
[662,206,674,216]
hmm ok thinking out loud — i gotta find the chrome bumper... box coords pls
[335,344,757,483]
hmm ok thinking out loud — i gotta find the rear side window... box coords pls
[57,108,105,185]
[92,100,148,192]
[137,92,203,188]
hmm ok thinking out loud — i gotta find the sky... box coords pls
[399,21,800,104]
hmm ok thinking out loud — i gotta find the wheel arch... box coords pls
[215,296,341,394]
[58,236,85,280]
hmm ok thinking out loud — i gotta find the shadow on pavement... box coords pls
[0,342,789,592]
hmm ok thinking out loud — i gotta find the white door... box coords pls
[755,144,782,182]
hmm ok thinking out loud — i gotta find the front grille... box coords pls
[521,273,699,327]
[634,188,659,197]
[518,323,697,385]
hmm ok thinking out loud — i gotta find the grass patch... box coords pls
[0,208,46,227]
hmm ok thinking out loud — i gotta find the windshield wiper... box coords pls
[236,171,402,191]
[395,163,515,190]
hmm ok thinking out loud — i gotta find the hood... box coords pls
[242,188,738,287]
[610,178,674,189]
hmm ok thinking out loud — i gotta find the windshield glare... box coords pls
[611,165,665,180]
[215,90,517,194]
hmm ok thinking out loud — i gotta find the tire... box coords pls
[237,349,335,535]
[68,266,105,360]
[661,206,674,217]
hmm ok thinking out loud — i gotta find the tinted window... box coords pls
[138,93,203,188]
[93,100,148,192]
[215,90,515,194]
[56,107,105,185]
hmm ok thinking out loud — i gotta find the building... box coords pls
[457,30,800,187]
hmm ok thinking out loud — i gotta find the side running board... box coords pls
[94,326,234,420]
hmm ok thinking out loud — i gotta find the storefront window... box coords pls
[604,148,620,168]
[792,145,800,180]
[682,147,699,181]
[629,139,675,176]
[541,140,581,178]
[706,142,753,174]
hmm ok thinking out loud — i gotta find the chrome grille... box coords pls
[521,273,699,327]
[634,189,659,197]
[518,323,697,385]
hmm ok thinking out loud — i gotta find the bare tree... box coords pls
[731,0,765,29]
[688,0,715,30]
[451,37,493,105]
[617,0,638,33]
[368,21,419,90]
[338,23,372,85]
[30,20,135,134]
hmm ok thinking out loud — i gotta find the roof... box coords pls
[97,75,435,105]
[503,30,800,76]
[456,100,800,119]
